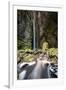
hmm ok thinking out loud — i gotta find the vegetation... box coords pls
[17,47,58,63]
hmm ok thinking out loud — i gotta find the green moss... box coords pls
[17,47,58,63]
[42,42,49,52]
[23,54,34,62]
[48,48,58,56]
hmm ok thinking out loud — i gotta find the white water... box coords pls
[17,62,28,69]
[28,61,36,66]
[47,63,51,78]
[19,70,26,79]
[33,12,36,50]
[28,61,42,79]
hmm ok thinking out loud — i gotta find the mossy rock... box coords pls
[42,42,49,52]
[23,54,34,62]
[48,48,58,56]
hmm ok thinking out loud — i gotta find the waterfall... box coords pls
[28,61,42,79]
[33,12,36,50]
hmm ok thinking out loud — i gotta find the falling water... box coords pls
[47,62,51,78]
[33,12,36,50]
[28,61,42,79]
[19,70,26,79]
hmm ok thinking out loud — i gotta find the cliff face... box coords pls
[17,10,58,50]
